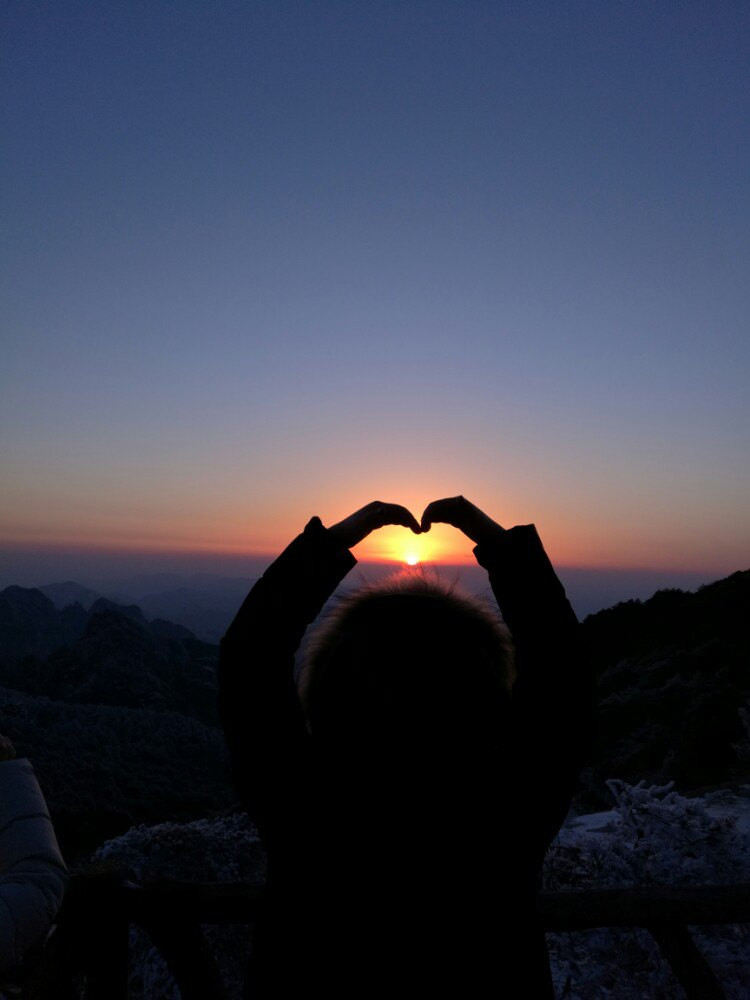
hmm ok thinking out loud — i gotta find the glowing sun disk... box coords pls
[356,524,473,565]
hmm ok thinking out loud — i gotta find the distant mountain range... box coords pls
[0,585,218,721]
[0,569,747,857]
[36,576,256,643]
[0,584,230,858]
[8,560,727,641]
[37,580,102,612]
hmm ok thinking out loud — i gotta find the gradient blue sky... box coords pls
[2,1,749,577]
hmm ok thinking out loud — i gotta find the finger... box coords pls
[378,503,422,534]
[420,497,463,532]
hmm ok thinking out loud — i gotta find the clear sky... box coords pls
[2,1,749,576]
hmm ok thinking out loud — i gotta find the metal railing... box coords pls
[25,876,750,1000]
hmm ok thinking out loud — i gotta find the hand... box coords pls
[420,496,505,546]
[327,501,422,550]
[0,733,16,762]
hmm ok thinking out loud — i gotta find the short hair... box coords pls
[298,571,515,755]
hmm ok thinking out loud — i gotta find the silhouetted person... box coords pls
[219,497,593,997]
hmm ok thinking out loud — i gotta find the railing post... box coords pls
[648,924,725,1000]
[83,895,129,1000]
[30,878,749,998]
[137,912,229,1000]
[35,874,130,1000]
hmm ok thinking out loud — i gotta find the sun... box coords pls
[405,554,419,566]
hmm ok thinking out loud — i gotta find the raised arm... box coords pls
[218,503,421,840]
[218,517,354,839]
[421,497,593,850]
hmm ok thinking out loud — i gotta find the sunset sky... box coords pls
[2,2,749,581]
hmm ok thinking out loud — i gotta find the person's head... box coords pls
[298,572,515,764]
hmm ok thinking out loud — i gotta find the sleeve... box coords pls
[218,517,357,842]
[0,758,69,974]
[473,525,594,853]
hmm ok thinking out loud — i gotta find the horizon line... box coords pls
[0,538,742,580]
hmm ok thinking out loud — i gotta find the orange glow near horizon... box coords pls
[355,524,475,566]
[1,503,748,576]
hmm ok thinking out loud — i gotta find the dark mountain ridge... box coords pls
[0,585,88,661]
[583,569,749,665]
[580,569,750,807]
[0,586,218,724]
[39,580,101,611]
[0,585,229,857]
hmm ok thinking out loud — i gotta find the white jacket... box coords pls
[0,758,68,972]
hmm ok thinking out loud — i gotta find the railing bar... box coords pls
[537,884,750,930]
[113,880,750,930]
[45,877,750,999]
